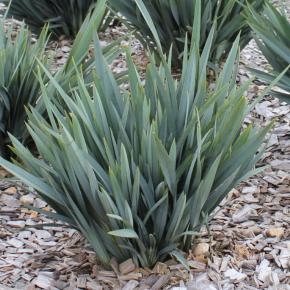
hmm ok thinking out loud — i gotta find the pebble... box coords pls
[266,228,285,239]
[20,194,35,205]
[4,187,17,194]
[193,243,210,256]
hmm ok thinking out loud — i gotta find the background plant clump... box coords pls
[0,20,50,158]
[0,0,121,159]
[109,0,265,67]
[1,0,112,38]
[246,1,290,103]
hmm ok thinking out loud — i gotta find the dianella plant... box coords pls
[246,1,290,103]
[0,0,271,268]
[0,0,119,159]
[2,0,112,38]
[109,0,265,67]
[0,21,50,158]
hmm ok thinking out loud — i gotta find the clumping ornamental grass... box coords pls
[246,1,290,103]
[0,0,271,269]
[0,20,50,158]
[3,0,112,38]
[109,0,265,67]
[0,0,120,159]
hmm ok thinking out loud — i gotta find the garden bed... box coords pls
[0,3,290,290]
[0,33,289,290]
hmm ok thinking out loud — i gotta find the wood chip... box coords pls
[121,280,139,290]
[119,259,136,275]
[6,221,25,228]
[224,269,247,282]
[7,238,23,248]
[151,274,171,290]
[32,273,54,289]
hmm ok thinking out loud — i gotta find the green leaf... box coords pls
[171,250,190,271]
[108,229,139,239]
